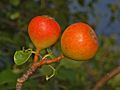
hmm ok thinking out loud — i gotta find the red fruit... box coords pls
[28,16,61,50]
[61,22,98,60]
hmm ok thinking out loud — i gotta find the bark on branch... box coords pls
[16,54,64,90]
[92,65,120,90]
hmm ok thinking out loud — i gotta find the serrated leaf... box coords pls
[14,50,32,65]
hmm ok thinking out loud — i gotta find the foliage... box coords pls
[14,49,33,65]
[0,0,120,90]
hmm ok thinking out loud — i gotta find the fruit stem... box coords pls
[33,48,41,63]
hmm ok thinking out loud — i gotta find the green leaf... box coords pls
[0,69,18,85]
[59,57,83,69]
[40,65,53,76]
[10,12,20,20]
[14,50,32,65]
[46,54,56,59]
[9,0,20,6]
[57,67,77,84]
[108,74,120,87]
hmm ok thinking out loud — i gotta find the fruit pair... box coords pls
[28,16,98,61]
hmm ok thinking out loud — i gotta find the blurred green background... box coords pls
[0,0,120,90]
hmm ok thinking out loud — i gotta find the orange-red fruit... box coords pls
[28,16,61,50]
[61,22,98,60]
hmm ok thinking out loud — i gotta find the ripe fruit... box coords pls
[61,22,98,60]
[28,16,61,50]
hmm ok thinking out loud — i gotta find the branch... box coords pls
[16,54,64,90]
[92,65,120,90]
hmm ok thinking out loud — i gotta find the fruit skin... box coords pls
[28,16,61,50]
[61,22,98,60]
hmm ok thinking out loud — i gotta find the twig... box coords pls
[33,49,40,62]
[92,65,120,90]
[16,54,64,90]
